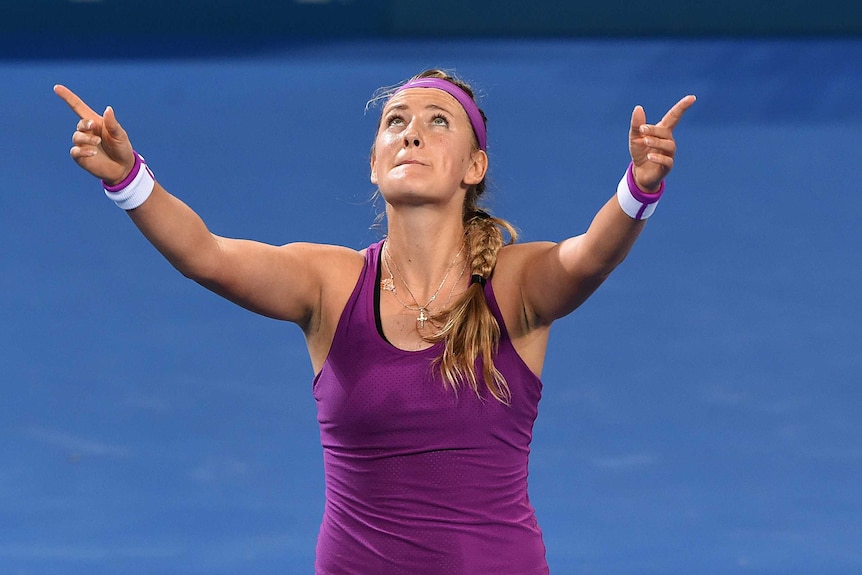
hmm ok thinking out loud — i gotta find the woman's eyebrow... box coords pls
[383,103,455,114]
[426,103,454,114]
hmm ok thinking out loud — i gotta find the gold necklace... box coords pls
[381,240,464,329]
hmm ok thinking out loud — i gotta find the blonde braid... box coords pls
[426,210,517,404]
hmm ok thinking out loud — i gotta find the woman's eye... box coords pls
[432,115,449,126]
[386,115,405,127]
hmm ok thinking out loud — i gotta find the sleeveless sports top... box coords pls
[313,240,548,574]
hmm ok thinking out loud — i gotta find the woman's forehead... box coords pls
[384,88,466,116]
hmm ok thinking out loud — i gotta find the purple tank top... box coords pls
[313,240,548,574]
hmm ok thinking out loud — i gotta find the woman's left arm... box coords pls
[519,95,696,325]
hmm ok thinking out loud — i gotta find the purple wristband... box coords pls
[616,163,666,220]
[101,150,155,210]
[102,151,143,193]
[625,162,665,204]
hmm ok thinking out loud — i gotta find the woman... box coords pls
[56,69,695,574]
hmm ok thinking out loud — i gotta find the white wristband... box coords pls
[616,162,665,220]
[102,151,155,210]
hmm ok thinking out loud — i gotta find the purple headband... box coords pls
[392,77,487,151]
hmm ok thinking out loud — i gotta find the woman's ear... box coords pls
[464,149,488,186]
[370,153,378,185]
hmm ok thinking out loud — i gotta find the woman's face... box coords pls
[371,88,486,205]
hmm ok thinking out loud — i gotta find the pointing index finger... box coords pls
[656,94,697,130]
[53,84,100,121]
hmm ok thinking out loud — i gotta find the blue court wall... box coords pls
[3,0,861,60]
[3,36,861,575]
[3,2,862,574]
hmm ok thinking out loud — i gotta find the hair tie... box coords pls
[470,274,486,287]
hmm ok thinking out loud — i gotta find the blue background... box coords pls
[1,3,861,573]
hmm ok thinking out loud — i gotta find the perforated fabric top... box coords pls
[312,240,548,575]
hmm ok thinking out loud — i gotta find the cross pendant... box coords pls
[417,308,428,328]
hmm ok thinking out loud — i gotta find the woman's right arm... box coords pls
[54,85,353,328]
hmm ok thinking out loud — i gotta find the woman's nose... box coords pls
[402,122,422,148]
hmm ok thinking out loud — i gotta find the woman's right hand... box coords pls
[54,84,136,186]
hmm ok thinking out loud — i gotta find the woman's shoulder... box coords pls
[496,240,557,272]
[492,241,556,372]
[493,241,559,299]
[279,241,368,266]
[499,240,557,254]
[291,242,369,367]
[275,241,367,295]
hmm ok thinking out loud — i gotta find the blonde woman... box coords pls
[56,69,694,574]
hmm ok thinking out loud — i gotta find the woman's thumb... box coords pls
[630,105,646,135]
[102,105,125,140]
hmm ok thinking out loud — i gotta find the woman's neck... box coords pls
[384,207,467,298]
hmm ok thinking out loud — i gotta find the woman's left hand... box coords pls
[629,95,696,192]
